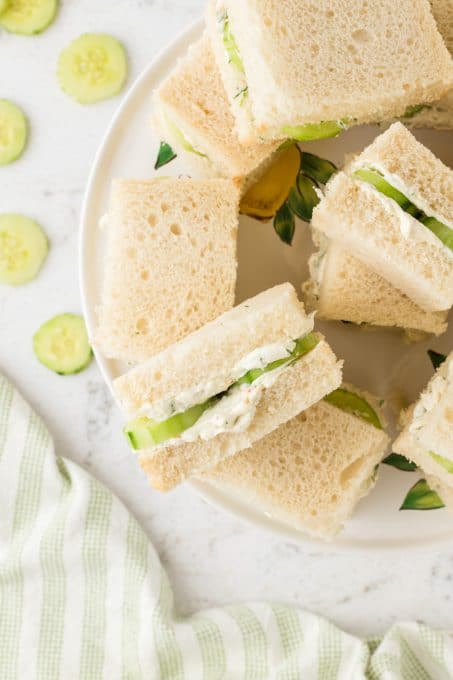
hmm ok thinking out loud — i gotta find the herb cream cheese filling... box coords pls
[125,332,319,450]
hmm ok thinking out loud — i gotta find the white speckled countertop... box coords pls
[1,0,452,638]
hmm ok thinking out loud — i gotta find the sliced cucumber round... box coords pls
[57,33,127,105]
[33,314,92,375]
[0,100,28,165]
[0,0,57,35]
[0,214,48,285]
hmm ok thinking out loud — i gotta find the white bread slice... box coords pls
[394,352,453,488]
[207,0,453,143]
[114,283,311,414]
[311,173,453,313]
[202,388,389,540]
[139,338,343,490]
[95,178,239,363]
[152,34,280,182]
[348,123,453,226]
[405,0,453,130]
[303,241,448,336]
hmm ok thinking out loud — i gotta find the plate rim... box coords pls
[79,18,453,554]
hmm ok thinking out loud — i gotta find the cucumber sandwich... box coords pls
[206,0,453,145]
[113,283,343,491]
[304,123,453,330]
[394,351,453,511]
[402,0,453,131]
[152,34,281,184]
[204,383,389,540]
[95,177,239,364]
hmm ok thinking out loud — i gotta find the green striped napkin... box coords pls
[1,372,452,679]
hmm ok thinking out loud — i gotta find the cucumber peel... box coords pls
[429,452,453,474]
[33,314,92,375]
[58,33,127,104]
[0,214,48,285]
[221,14,244,74]
[164,115,206,157]
[0,100,28,165]
[324,388,382,429]
[282,120,346,142]
[355,167,453,253]
[0,0,57,34]
[125,332,320,450]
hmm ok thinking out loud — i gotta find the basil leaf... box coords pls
[300,152,337,185]
[273,202,295,245]
[400,479,445,511]
[154,141,176,170]
[429,452,453,474]
[427,350,447,371]
[382,453,417,472]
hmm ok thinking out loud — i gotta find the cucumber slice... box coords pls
[0,0,10,16]
[125,332,319,451]
[354,168,411,209]
[420,216,453,253]
[429,452,453,474]
[57,33,127,105]
[164,114,206,157]
[125,399,217,450]
[33,314,92,375]
[355,168,453,252]
[0,0,57,35]
[0,100,28,165]
[0,214,48,285]
[221,14,244,74]
[324,388,382,429]
[281,120,345,142]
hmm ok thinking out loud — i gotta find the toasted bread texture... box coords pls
[139,338,343,491]
[207,0,453,143]
[95,178,239,363]
[405,0,453,129]
[152,34,280,181]
[114,282,311,414]
[303,241,448,336]
[203,391,389,540]
[312,172,453,313]
[394,352,453,488]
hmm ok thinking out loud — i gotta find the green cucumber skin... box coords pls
[125,333,320,450]
[0,0,58,35]
[33,313,92,375]
[355,168,453,253]
[324,388,382,429]
[429,452,453,474]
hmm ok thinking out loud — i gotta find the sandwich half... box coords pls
[206,0,453,144]
[152,34,280,183]
[303,238,448,336]
[114,283,343,490]
[95,177,239,363]
[311,123,453,313]
[202,384,389,540]
[404,0,453,130]
[393,351,453,495]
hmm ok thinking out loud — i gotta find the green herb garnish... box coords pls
[154,141,177,170]
[382,453,417,472]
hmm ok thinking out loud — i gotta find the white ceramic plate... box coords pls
[80,20,453,552]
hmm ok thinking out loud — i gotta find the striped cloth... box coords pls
[1,373,453,679]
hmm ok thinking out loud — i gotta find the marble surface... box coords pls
[1,0,452,639]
